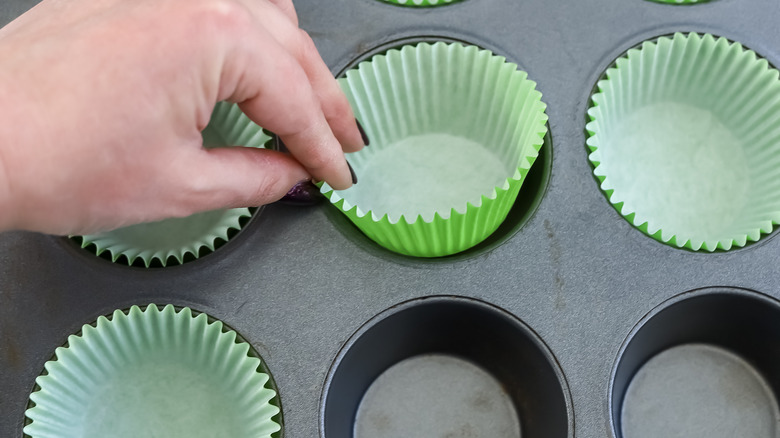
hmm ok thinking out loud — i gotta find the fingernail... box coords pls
[347,160,358,184]
[275,137,288,152]
[279,180,323,205]
[356,119,370,146]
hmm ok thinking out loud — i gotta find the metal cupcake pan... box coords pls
[3,0,780,437]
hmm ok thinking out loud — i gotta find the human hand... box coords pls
[0,0,365,235]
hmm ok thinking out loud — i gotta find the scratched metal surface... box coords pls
[2,0,780,437]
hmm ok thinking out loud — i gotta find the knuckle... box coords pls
[245,155,286,203]
[267,72,321,131]
[328,96,354,121]
[275,59,307,95]
[296,29,319,59]
[196,0,253,33]
[302,144,337,172]
[182,172,214,197]
[250,177,281,204]
[269,0,299,24]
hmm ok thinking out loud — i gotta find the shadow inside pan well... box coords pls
[321,296,572,438]
[611,289,780,438]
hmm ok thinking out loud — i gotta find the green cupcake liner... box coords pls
[586,32,780,251]
[77,102,270,267]
[323,42,548,257]
[24,304,281,438]
[378,0,464,7]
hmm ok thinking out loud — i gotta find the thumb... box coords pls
[183,146,311,210]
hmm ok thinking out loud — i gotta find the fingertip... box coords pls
[324,158,356,191]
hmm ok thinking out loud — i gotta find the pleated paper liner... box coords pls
[377,0,465,7]
[586,32,780,251]
[23,304,281,438]
[322,42,548,257]
[75,101,270,267]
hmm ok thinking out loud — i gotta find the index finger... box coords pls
[224,25,354,190]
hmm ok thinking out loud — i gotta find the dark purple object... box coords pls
[280,180,324,205]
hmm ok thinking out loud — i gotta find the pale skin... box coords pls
[0,0,364,235]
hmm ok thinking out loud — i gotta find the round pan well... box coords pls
[321,296,572,438]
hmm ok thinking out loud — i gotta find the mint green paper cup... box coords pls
[587,32,780,251]
[322,42,548,257]
[24,305,281,438]
[76,102,270,267]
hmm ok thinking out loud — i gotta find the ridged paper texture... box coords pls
[586,32,780,251]
[78,102,269,266]
[323,42,547,257]
[24,304,280,438]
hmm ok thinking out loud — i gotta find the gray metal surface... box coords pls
[355,354,521,438]
[2,0,780,437]
[621,344,779,438]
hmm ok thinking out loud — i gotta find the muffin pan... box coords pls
[3,0,780,437]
